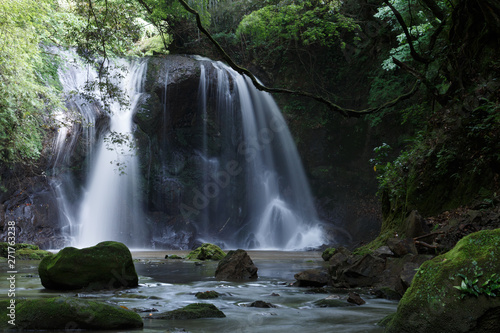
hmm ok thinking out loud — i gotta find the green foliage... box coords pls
[454,271,500,298]
[0,0,62,165]
[374,0,447,71]
[236,0,359,50]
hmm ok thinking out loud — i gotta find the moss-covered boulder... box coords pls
[0,297,143,330]
[195,290,220,299]
[0,242,52,260]
[385,229,500,333]
[153,303,225,320]
[38,241,138,290]
[321,247,336,261]
[186,243,226,261]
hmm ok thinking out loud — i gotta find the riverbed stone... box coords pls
[153,303,225,320]
[0,297,143,330]
[187,243,226,261]
[215,249,258,280]
[38,241,138,290]
[385,229,500,333]
[294,269,330,287]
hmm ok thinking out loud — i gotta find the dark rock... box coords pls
[387,238,418,257]
[187,243,226,261]
[38,241,138,290]
[0,297,143,330]
[248,300,276,308]
[294,269,329,287]
[400,262,421,290]
[195,291,220,299]
[385,229,500,333]
[215,249,258,280]
[373,245,394,258]
[313,295,354,308]
[332,254,386,288]
[404,210,429,238]
[321,247,336,261]
[347,292,366,305]
[153,303,225,320]
[373,287,402,300]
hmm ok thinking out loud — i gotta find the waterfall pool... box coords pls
[1,251,397,332]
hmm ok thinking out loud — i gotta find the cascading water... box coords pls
[193,60,325,250]
[75,60,148,248]
[51,53,148,249]
[51,53,326,250]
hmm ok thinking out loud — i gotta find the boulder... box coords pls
[187,243,226,261]
[313,295,354,308]
[38,241,138,290]
[0,297,143,330]
[404,210,429,238]
[152,303,225,320]
[347,292,366,305]
[294,269,329,287]
[195,291,220,299]
[331,254,385,288]
[248,300,276,308]
[215,249,258,280]
[385,229,500,333]
[387,237,418,257]
[321,247,336,261]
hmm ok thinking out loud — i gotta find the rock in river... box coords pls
[0,297,143,330]
[215,249,258,280]
[38,241,138,290]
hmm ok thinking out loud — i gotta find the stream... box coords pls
[1,251,397,332]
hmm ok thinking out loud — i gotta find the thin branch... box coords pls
[392,57,447,105]
[175,0,420,117]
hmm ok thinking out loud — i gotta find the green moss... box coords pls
[386,229,500,333]
[0,242,40,257]
[195,291,220,299]
[157,303,225,320]
[38,241,138,290]
[186,243,226,261]
[16,249,53,260]
[0,297,143,330]
[321,247,336,261]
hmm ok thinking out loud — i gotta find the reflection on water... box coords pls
[0,251,397,332]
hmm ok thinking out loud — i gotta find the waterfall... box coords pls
[193,60,325,250]
[75,60,148,248]
[52,53,148,249]
[51,53,325,251]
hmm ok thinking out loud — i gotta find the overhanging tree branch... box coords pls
[383,0,431,64]
[175,0,420,117]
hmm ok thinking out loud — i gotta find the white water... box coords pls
[201,61,325,250]
[75,60,148,248]
[50,50,101,244]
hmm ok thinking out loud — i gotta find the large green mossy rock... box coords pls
[153,303,226,320]
[186,243,226,261]
[38,241,138,290]
[385,229,500,333]
[0,297,143,330]
[0,242,53,260]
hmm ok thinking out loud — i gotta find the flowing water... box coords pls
[51,54,328,250]
[75,60,148,248]
[0,252,396,332]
